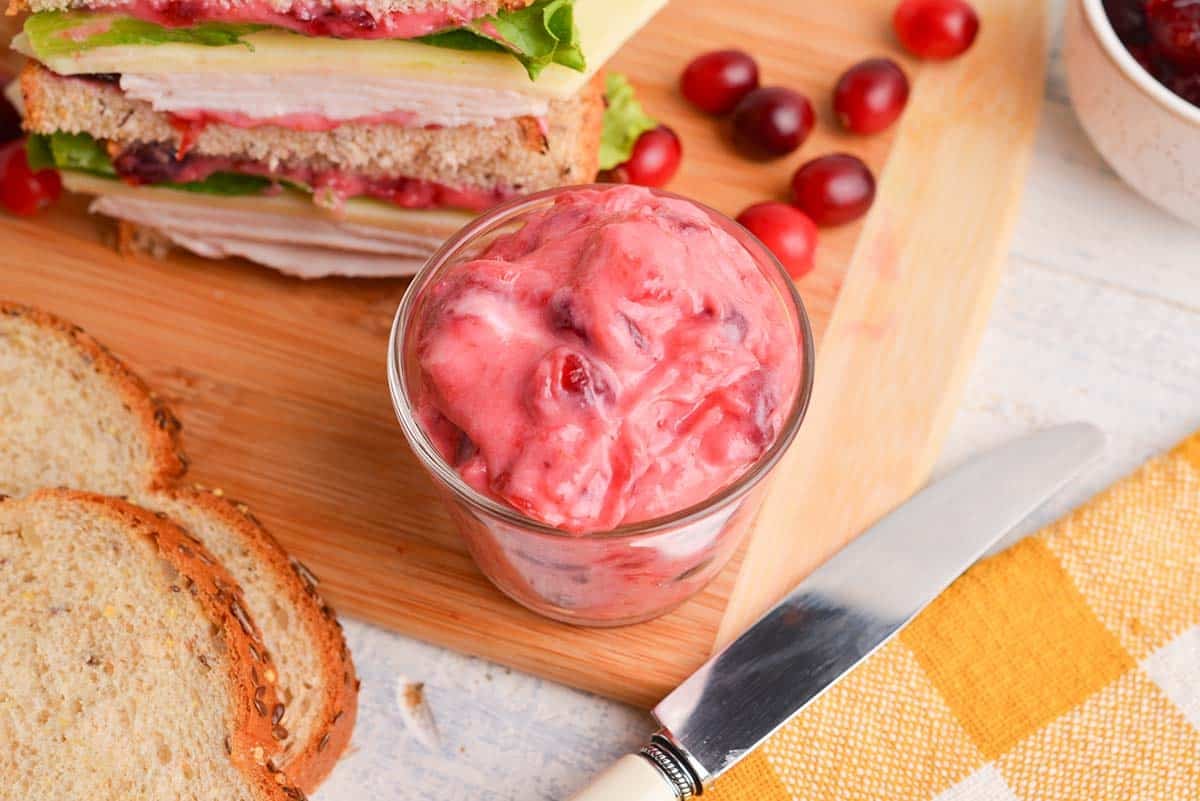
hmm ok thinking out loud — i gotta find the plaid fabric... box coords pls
[710,434,1200,801]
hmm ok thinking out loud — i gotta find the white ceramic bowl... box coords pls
[1064,0,1200,227]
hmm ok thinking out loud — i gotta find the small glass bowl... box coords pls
[387,185,814,627]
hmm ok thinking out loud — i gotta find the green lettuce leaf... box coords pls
[24,12,264,59]
[27,132,273,196]
[418,0,584,80]
[27,132,115,176]
[598,73,658,171]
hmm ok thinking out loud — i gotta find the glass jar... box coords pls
[387,186,814,626]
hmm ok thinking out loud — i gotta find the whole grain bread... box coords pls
[0,302,357,792]
[0,489,303,801]
[13,0,532,18]
[22,64,605,193]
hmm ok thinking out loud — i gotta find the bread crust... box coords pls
[0,301,187,490]
[159,485,359,793]
[0,302,357,792]
[9,489,305,801]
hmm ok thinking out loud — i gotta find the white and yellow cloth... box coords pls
[711,433,1200,800]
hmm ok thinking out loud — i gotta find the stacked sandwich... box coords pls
[11,0,666,277]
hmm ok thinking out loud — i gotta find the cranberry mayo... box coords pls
[413,186,802,534]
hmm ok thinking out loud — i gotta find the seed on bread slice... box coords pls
[147,486,357,790]
[0,489,302,800]
[0,302,356,791]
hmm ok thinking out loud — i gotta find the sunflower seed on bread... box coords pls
[0,302,356,791]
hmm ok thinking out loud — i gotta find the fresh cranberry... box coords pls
[1105,0,1149,45]
[833,58,910,135]
[736,202,819,279]
[605,125,682,187]
[680,49,760,115]
[0,140,61,217]
[1127,43,1156,73]
[1147,0,1200,69]
[893,0,980,60]
[790,154,876,227]
[731,87,815,159]
[1169,71,1200,105]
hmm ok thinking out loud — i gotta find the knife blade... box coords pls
[568,422,1106,801]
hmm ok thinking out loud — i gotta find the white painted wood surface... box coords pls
[317,6,1200,798]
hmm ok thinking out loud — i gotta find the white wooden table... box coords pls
[318,7,1200,798]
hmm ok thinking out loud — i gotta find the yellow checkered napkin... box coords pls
[711,434,1200,801]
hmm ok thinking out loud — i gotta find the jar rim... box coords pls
[386,184,816,541]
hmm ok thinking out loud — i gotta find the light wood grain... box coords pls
[715,0,1049,646]
[0,0,1045,708]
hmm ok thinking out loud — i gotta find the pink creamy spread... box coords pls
[83,0,493,38]
[414,186,801,533]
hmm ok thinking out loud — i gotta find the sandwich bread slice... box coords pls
[0,488,303,801]
[0,302,357,792]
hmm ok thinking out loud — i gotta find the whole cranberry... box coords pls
[0,140,62,217]
[1147,0,1200,69]
[790,154,876,227]
[605,126,683,188]
[736,202,819,279]
[1104,0,1149,45]
[833,58,911,134]
[731,87,816,159]
[893,0,981,60]
[1169,71,1200,105]
[680,49,760,115]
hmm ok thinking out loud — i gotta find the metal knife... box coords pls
[568,422,1106,800]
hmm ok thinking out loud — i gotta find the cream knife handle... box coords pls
[567,755,682,801]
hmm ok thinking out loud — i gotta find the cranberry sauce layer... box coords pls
[413,186,803,533]
[79,0,495,39]
[112,142,512,211]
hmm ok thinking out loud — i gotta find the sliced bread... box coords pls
[0,489,302,801]
[0,302,356,791]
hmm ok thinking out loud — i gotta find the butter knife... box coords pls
[569,422,1106,800]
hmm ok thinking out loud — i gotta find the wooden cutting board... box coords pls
[1,0,1045,707]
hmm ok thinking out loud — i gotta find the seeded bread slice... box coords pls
[0,302,357,792]
[0,489,302,801]
[22,63,605,193]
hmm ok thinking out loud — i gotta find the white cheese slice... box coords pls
[16,0,668,100]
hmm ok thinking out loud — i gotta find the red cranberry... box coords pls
[731,87,816,158]
[0,140,62,217]
[893,0,981,60]
[833,58,910,135]
[680,49,760,115]
[606,126,682,187]
[736,202,819,279]
[1169,71,1200,105]
[790,154,876,227]
[1105,0,1149,45]
[1147,0,1200,69]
